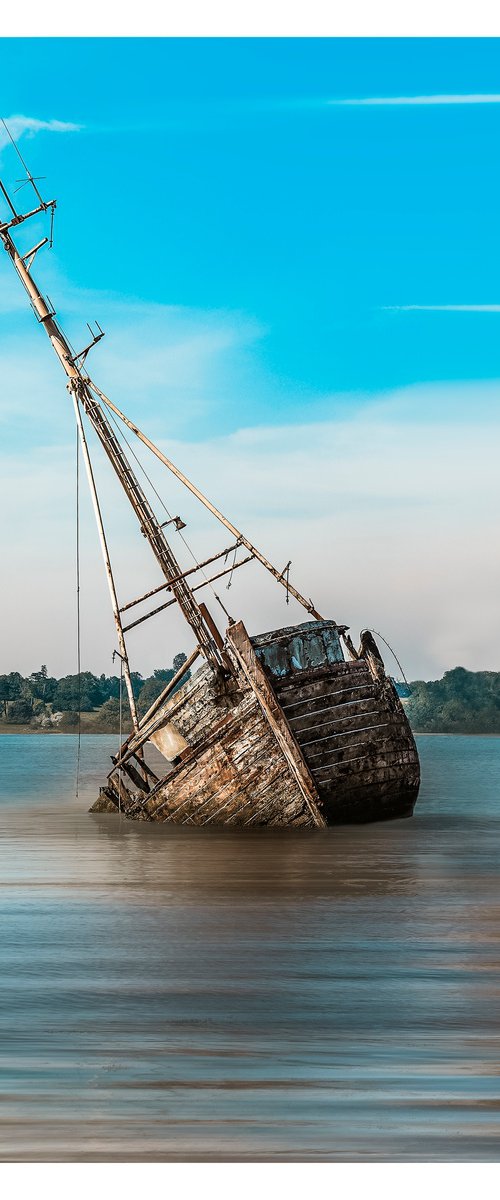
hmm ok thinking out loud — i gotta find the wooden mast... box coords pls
[0,173,224,695]
[0,137,333,702]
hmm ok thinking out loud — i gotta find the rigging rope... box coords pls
[100,395,175,524]
[362,628,410,689]
[99,393,246,626]
[112,648,124,814]
[75,421,82,799]
[118,655,123,814]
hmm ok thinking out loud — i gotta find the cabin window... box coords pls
[253,622,343,678]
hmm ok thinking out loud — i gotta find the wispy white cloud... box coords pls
[1,232,499,679]
[0,384,498,686]
[329,94,500,107]
[0,255,270,450]
[1,374,499,680]
[384,304,500,312]
[0,114,81,151]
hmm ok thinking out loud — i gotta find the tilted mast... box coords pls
[0,169,225,723]
[1,144,337,727]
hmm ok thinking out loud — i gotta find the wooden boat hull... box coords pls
[91,619,420,827]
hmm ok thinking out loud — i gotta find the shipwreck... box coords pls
[0,131,420,827]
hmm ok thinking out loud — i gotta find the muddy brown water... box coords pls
[0,733,499,1161]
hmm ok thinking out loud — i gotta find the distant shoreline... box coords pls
[3,665,498,738]
[1,726,500,738]
[0,725,126,736]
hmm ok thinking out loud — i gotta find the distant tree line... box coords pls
[2,662,500,735]
[0,653,191,730]
[398,667,500,734]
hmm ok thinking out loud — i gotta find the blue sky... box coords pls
[4,38,500,408]
[1,38,500,678]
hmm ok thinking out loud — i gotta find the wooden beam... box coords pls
[120,541,243,613]
[89,380,326,622]
[122,556,254,633]
[113,645,201,770]
[226,621,326,828]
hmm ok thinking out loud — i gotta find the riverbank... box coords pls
[0,718,132,736]
[2,724,500,737]
[0,726,131,736]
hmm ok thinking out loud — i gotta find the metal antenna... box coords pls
[0,117,46,207]
[0,117,56,244]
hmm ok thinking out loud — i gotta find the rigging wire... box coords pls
[96,392,175,522]
[75,421,82,799]
[118,656,123,814]
[226,545,238,590]
[99,393,246,623]
[111,648,124,814]
[362,628,410,689]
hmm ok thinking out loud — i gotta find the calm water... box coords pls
[0,733,499,1162]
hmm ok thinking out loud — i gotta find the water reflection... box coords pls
[0,734,499,1160]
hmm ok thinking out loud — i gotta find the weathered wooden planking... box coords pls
[146,661,241,755]
[226,621,326,828]
[299,715,412,752]
[315,752,419,787]
[289,707,385,741]
[284,694,379,725]
[305,728,415,770]
[280,680,375,713]
[142,666,317,827]
[270,650,419,823]
[321,759,419,812]
[277,662,373,692]
[91,613,419,827]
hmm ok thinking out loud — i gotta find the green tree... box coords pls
[29,665,57,703]
[0,649,193,730]
[52,672,105,712]
[9,698,32,723]
[129,672,143,699]
[91,698,132,732]
[99,674,121,700]
[407,667,500,734]
[0,673,23,718]
[0,675,11,717]
[138,677,168,716]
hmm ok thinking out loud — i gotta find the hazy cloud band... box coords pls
[330,94,500,107]
[384,304,500,312]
